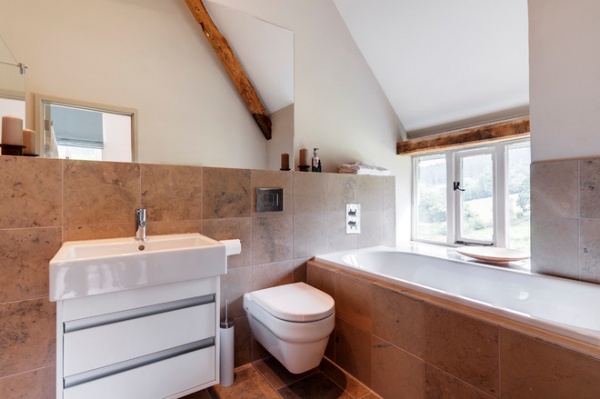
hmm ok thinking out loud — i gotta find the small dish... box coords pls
[456,246,530,264]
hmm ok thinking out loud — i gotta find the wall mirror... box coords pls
[35,94,137,162]
[0,34,25,131]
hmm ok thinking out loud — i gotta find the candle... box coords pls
[23,129,38,155]
[299,148,308,166]
[281,153,290,170]
[2,116,23,146]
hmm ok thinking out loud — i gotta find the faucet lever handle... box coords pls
[135,208,147,222]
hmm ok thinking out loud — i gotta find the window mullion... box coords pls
[495,143,508,247]
[449,151,458,245]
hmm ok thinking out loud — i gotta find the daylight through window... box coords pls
[412,139,530,251]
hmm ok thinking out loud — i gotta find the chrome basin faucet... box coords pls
[135,208,147,241]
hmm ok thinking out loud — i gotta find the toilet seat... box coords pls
[245,282,334,322]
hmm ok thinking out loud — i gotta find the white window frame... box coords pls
[412,138,529,247]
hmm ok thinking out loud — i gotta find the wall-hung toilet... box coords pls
[243,282,335,374]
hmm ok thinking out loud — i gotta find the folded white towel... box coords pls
[338,161,391,176]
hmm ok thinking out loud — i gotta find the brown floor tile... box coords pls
[319,358,372,399]
[254,357,318,390]
[277,372,344,399]
[186,359,381,399]
[209,364,280,399]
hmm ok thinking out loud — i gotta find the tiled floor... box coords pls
[184,357,381,399]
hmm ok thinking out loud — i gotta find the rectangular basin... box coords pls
[50,233,227,301]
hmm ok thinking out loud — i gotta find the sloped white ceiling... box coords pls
[203,0,528,137]
[204,1,294,114]
[333,0,529,136]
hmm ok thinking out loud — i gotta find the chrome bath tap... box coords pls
[135,208,147,241]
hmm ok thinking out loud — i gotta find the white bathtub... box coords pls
[314,244,600,347]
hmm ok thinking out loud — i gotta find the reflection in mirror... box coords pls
[0,34,26,137]
[35,95,137,162]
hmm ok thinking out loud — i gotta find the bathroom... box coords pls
[1,0,599,398]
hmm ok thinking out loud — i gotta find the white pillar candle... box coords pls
[23,129,38,155]
[2,116,24,146]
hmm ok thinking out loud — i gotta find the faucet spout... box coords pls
[135,208,147,241]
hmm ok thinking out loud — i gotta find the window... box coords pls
[36,95,136,162]
[413,139,530,251]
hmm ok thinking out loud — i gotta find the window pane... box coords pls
[460,153,494,242]
[415,156,447,242]
[507,142,531,251]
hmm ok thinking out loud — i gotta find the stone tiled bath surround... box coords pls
[307,260,600,399]
[0,156,395,398]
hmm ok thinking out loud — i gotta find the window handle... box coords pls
[453,182,465,192]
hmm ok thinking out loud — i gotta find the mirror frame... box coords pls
[34,93,138,162]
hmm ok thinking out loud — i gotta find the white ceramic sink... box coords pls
[49,233,227,301]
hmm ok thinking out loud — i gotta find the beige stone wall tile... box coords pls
[233,316,252,368]
[580,158,600,219]
[306,263,337,299]
[63,160,141,232]
[334,317,372,387]
[252,215,293,264]
[292,257,309,283]
[531,217,579,279]
[335,274,372,332]
[531,160,578,219]
[220,265,252,320]
[63,222,133,241]
[0,299,55,377]
[357,211,383,249]
[251,336,271,362]
[371,336,425,398]
[202,167,251,219]
[0,157,62,229]
[0,366,55,399]
[251,261,294,291]
[358,175,383,213]
[0,228,62,303]
[144,219,203,236]
[293,213,328,258]
[372,285,426,358]
[294,172,328,214]
[327,211,358,252]
[422,304,499,396]
[202,218,252,268]
[579,218,600,282]
[251,170,293,216]
[500,328,600,399]
[141,163,202,221]
[327,174,358,213]
[382,176,396,212]
[382,208,396,246]
[425,364,497,399]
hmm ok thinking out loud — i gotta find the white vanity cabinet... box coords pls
[56,278,220,399]
[49,233,234,399]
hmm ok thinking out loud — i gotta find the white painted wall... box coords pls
[267,104,294,171]
[0,0,267,168]
[529,0,600,162]
[102,113,132,163]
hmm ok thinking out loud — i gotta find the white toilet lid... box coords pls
[248,282,334,322]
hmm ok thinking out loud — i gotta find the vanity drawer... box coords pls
[64,302,215,377]
[63,346,216,399]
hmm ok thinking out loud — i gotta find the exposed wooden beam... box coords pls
[185,0,272,140]
[397,116,530,155]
